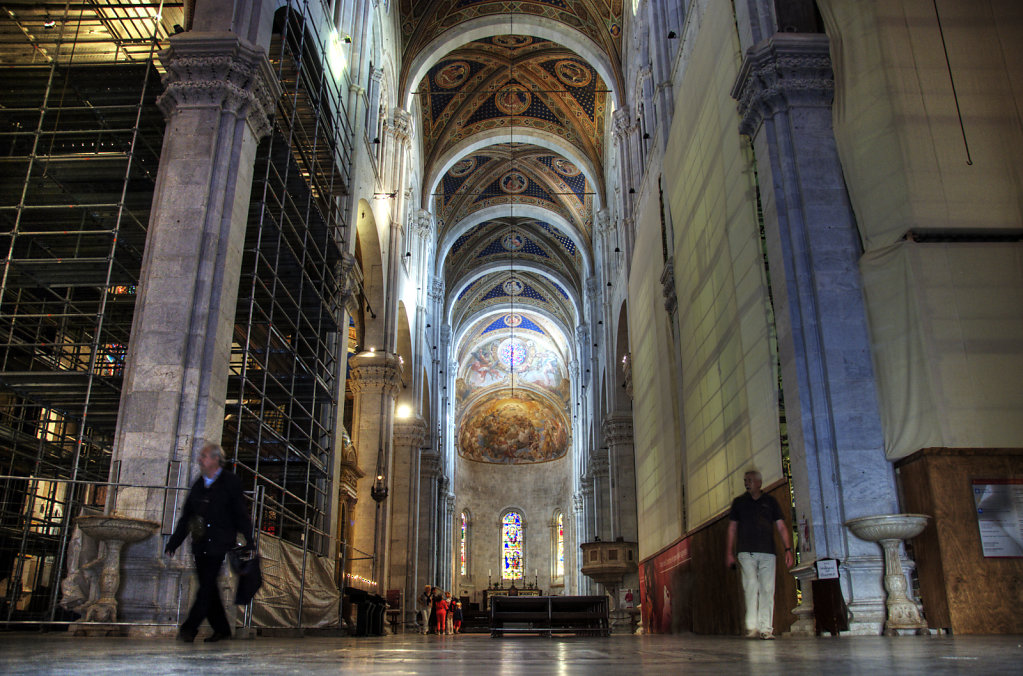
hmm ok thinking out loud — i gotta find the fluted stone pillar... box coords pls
[348,351,402,590]
[108,31,280,633]
[732,33,899,634]
[390,417,428,623]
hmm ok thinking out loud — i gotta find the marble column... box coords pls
[348,350,402,590]
[390,416,428,623]
[588,453,611,542]
[602,413,638,543]
[419,453,442,586]
[572,490,589,595]
[108,31,280,633]
[732,33,898,634]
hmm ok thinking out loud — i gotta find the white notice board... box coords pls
[972,479,1023,558]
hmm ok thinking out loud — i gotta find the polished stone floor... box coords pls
[1,631,1021,675]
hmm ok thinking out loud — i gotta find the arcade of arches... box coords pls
[0,0,1021,637]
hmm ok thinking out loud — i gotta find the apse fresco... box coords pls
[458,391,569,464]
[456,319,571,464]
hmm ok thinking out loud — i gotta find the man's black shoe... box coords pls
[204,631,231,643]
[177,629,196,643]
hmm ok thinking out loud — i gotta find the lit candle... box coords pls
[489,569,492,577]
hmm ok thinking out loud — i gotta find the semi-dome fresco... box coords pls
[457,390,569,464]
[454,313,571,464]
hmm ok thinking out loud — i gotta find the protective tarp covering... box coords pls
[861,241,1023,460]
[249,537,340,628]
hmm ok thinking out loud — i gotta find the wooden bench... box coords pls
[489,595,609,637]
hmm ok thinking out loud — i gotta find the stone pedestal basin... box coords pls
[845,514,930,635]
[74,514,160,624]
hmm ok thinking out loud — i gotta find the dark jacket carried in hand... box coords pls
[166,469,253,558]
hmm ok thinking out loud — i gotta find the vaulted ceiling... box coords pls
[402,3,624,463]
[401,4,623,336]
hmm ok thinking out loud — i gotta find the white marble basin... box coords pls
[77,514,160,543]
[845,513,929,542]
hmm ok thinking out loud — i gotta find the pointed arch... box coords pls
[355,198,385,350]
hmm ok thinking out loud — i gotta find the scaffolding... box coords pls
[0,0,356,626]
[226,3,353,558]
[0,0,180,623]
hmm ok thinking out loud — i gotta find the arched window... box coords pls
[501,510,523,581]
[459,511,469,576]
[554,511,565,580]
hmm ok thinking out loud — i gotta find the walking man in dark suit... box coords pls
[165,442,254,642]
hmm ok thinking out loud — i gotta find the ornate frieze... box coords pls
[731,34,834,137]
[157,34,281,141]
[348,351,403,397]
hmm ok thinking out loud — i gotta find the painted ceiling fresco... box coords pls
[455,316,571,464]
[403,5,624,471]
[399,1,624,82]
[434,143,595,239]
[450,270,575,332]
[445,216,582,302]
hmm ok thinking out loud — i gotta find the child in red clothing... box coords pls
[452,601,463,633]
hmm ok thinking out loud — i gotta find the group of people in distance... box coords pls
[416,585,463,635]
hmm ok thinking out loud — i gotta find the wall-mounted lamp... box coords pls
[343,34,352,44]
[614,247,621,253]
[628,188,635,194]
[404,252,411,258]
[667,31,677,39]
[426,323,431,328]
[372,137,381,144]
[643,133,650,139]
[173,23,184,34]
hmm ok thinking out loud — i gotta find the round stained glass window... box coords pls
[497,337,527,371]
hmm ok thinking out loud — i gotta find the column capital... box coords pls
[732,33,834,137]
[157,33,281,141]
[587,453,609,478]
[414,210,434,238]
[393,416,429,448]
[421,452,442,478]
[348,351,402,397]
[611,106,633,138]
[602,413,634,448]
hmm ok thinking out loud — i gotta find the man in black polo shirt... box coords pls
[725,470,793,640]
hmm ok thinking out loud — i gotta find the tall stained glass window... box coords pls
[556,512,564,578]
[460,512,468,576]
[502,511,523,580]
